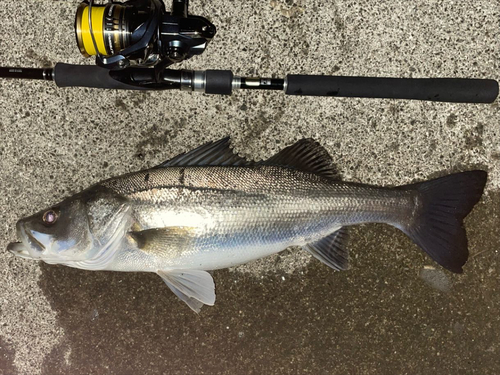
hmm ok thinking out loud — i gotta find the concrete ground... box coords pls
[0,0,499,374]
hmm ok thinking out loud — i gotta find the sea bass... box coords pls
[8,138,487,312]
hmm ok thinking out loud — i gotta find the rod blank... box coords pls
[0,67,53,80]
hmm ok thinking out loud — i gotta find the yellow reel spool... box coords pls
[75,3,108,57]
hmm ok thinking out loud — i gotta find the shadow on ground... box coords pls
[39,193,499,375]
[0,337,16,374]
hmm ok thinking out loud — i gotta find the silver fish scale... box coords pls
[101,166,415,270]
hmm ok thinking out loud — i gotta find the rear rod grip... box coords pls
[285,75,499,103]
[53,63,149,90]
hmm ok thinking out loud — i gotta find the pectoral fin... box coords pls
[129,227,196,257]
[158,269,216,313]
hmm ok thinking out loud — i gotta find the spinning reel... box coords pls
[0,0,498,102]
[75,0,215,69]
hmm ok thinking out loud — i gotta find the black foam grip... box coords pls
[54,63,145,90]
[286,75,499,103]
[205,70,233,95]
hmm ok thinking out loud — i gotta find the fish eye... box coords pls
[42,210,58,225]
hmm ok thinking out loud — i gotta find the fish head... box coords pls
[8,186,131,266]
[8,196,95,263]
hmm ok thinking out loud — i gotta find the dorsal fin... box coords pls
[262,139,338,179]
[157,137,253,168]
[303,227,349,271]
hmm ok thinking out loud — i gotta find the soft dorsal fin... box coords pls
[262,139,338,179]
[157,137,253,168]
[303,227,349,271]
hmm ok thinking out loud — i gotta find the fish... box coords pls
[8,138,487,312]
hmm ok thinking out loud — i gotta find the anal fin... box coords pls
[303,227,349,271]
[158,269,216,313]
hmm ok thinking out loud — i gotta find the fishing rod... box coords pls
[1,0,498,103]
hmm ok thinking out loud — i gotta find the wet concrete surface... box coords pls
[0,338,16,375]
[35,193,500,375]
[0,0,499,374]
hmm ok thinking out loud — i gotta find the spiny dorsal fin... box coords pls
[303,227,349,271]
[262,139,339,179]
[157,137,253,168]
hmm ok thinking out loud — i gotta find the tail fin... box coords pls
[401,170,487,273]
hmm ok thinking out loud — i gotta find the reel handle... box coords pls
[285,75,499,103]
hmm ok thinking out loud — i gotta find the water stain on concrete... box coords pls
[134,123,183,160]
[463,123,485,150]
[446,113,458,128]
[25,48,52,68]
[115,99,128,112]
[38,193,499,375]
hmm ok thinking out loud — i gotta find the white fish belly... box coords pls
[175,224,344,271]
[148,202,344,270]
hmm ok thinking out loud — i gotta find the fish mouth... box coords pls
[8,222,45,259]
[7,242,31,259]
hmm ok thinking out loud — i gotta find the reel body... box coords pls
[75,0,216,69]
